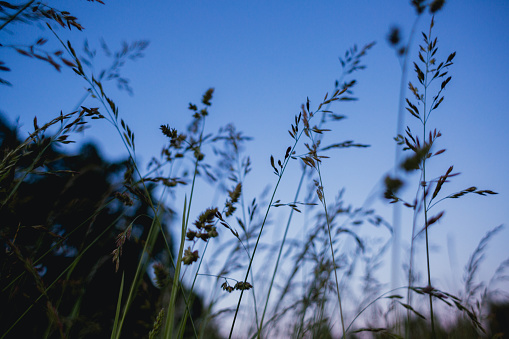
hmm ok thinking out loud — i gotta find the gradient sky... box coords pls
[2,0,508,332]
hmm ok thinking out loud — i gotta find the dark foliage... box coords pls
[0,116,213,338]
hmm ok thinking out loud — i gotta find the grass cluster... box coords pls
[0,1,507,338]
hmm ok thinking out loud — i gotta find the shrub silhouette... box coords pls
[0,116,217,338]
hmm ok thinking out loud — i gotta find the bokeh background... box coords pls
[2,0,508,334]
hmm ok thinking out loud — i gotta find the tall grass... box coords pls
[0,1,506,338]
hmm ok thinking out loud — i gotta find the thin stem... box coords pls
[0,0,34,31]
[228,111,312,337]
[316,163,346,338]
[163,197,188,338]
[50,32,199,337]
[165,116,207,339]
[422,18,435,339]
[345,287,408,335]
[257,166,307,337]
[230,146,260,332]
[227,92,334,337]
[228,173,283,338]
[393,12,422,338]
[406,176,422,337]
[115,215,161,339]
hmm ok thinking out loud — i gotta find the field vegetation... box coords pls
[0,0,507,338]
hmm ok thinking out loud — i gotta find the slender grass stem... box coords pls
[115,214,161,339]
[422,18,436,339]
[345,287,408,335]
[228,173,283,338]
[400,14,423,338]
[110,272,125,339]
[0,0,34,31]
[164,112,208,339]
[315,163,346,338]
[391,12,423,337]
[227,91,336,337]
[45,29,203,337]
[256,95,337,338]
[235,153,261,332]
[163,196,188,338]
[257,166,306,337]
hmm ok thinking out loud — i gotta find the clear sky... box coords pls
[2,0,508,333]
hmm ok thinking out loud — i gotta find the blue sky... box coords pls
[2,0,509,332]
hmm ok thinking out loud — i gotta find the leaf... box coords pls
[386,295,403,299]
[433,96,444,110]
[441,76,451,89]
[285,146,292,159]
[446,51,456,63]
[426,211,444,227]
[270,155,279,175]
[0,77,12,86]
[432,165,454,200]
[61,58,77,68]
[398,302,426,319]
[406,107,420,120]
[321,141,369,151]
[406,98,420,119]
[449,186,498,199]
[0,1,21,9]
[301,156,315,169]
[67,41,77,57]
[414,62,425,84]
[433,149,445,156]
[123,132,131,148]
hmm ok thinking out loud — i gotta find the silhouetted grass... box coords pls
[0,1,506,338]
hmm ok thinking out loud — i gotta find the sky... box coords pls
[2,0,509,333]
